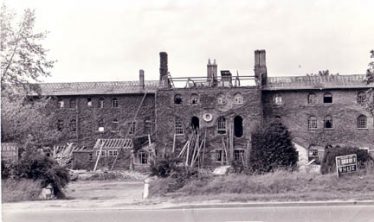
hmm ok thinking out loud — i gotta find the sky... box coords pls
[5,0,374,83]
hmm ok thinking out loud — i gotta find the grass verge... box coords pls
[2,179,42,203]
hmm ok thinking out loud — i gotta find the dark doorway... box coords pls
[234,116,243,137]
[191,116,200,130]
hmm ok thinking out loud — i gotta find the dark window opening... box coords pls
[357,115,367,129]
[191,94,199,104]
[215,150,223,162]
[87,98,92,107]
[191,116,199,130]
[323,93,332,103]
[324,116,333,129]
[234,116,243,137]
[234,150,245,161]
[98,98,104,108]
[69,98,76,109]
[112,119,119,131]
[128,121,136,135]
[357,92,366,104]
[174,94,183,104]
[57,120,63,131]
[308,93,316,104]
[217,116,226,134]
[70,119,77,132]
[112,98,119,108]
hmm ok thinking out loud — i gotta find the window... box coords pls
[112,98,118,108]
[274,94,283,105]
[57,119,63,131]
[217,116,226,134]
[308,145,321,164]
[144,117,152,134]
[308,116,317,129]
[234,93,243,104]
[70,119,77,132]
[191,116,200,130]
[357,115,367,129]
[308,93,316,104]
[324,115,333,129]
[138,151,148,164]
[108,150,118,157]
[69,98,76,108]
[96,150,106,157]
[217,94,226,105]
[174,94,182,104]
[323,93,333,103]
[87,98,92,107]
[234,116,243,137]
[57,98,64,108]
[234,150,245,161]
[128,121,136,135]
[357,91,366,105]
[175,117,184,135]
[190,94,199,105]
[98,119,104,132]
[112,119,119,131]
[215,150,223,162]
[98,98,104,108]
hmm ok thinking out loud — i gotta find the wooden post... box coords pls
[93,140,104,171]
[172,134,176,154]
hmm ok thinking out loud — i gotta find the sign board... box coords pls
[1,143,19,162]
[335,154,357,177]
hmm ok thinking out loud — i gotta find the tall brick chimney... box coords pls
[254,50,267,86]
[159,52,168,87]
[207,59,218,87]
[139,69,145,89]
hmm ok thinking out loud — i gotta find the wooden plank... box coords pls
[172,134,176,153]
[93,141,104,171]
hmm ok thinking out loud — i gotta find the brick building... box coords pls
[35,50,374,169]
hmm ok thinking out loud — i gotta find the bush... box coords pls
[2,179,42,202]
[321,146,374,174]
[1,161,11,179]
[12,151,70,198]
[249,121,298,173]
[150,156,182,178]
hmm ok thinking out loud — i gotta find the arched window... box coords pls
[174,94,182,104]
[308,116,317,129]
[308,93,316,104]
[217,94,226,105]
[234,116,243,137]
[324,115,333,129]
[217,116,226,134]
[69,98,76,108]
[323,92,333,103]
[112,98,118,108]
[190,94,199,105]
[357,115,367,129]
[112,119,119,131]
[175,117,184,135]
[357,91,366,105]
[98,98,104,108]
[191,116,200,130]
[70,119,77,132]
[234,93,243,104]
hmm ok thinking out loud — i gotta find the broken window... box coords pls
[174,94,183,104]
[234,150,245,161]
[357,115,367,129]
[144,117,152,134]
[324,116,333,129]
[128,121,136,135]
[191,116,200,130]
[98,98,104,108]
[357,91,366,105]
[190,94,199,105]
[138,151,148,164]
[308,145,321,164]
[57,119,63,131]
[112,98,119,108]
[69,98,76,108]
[274,94,283,105]
[112,119,119,131]
[323,93,333,103]
[217,116,226,134]
[87,98,92,107]
[98,119,104,132]
[308,93,316,104]
[233,93,243,104]
[175,117,184,135]
[308,116,317,130]
[234,116,243,137]
[57,98,64,108]
[70,119,77,132]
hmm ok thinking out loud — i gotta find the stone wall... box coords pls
[155,87,262,167]
[263,89,374,150]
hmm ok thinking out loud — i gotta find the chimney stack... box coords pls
[207,58,218,87]
[254,50,267,86]
[139,69,145,89]
[159,52,168,86]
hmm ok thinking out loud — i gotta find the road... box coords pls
[3,205,374,222]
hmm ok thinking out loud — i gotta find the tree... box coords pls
[364,50,374,116]
[1,4,55,93]
[249,121,298,173]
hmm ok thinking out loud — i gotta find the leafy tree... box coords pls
[250,120,298,173]
[364,50,374,116]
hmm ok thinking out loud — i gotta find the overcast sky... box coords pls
[6,0,374,83]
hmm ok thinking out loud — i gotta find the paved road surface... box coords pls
[4,205,374,222]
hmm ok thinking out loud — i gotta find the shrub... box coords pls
[2,179,42,202]
[13,151,70,198]
[1,161,11,179]
[321,146,374,174]
[249,121,298,173]
[150,156,182,178]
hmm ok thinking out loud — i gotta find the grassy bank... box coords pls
[150,170,374,202]
[2,179,42,202]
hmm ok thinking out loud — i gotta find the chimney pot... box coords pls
[139,69,145,89]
